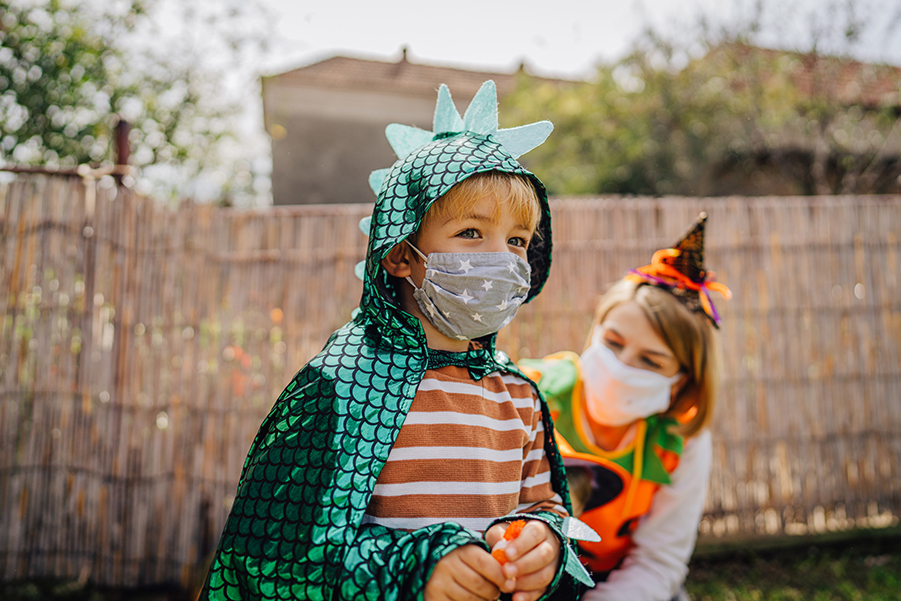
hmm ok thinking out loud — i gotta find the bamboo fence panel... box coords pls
[1,174,899,589]
[499,194,900,541]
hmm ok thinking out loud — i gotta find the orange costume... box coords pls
[518,213,727,600]
[520,353,684,575]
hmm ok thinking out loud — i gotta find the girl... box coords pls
[520,213,731,601]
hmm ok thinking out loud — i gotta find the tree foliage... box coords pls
[505,1,901,197]
[0,0,271,204]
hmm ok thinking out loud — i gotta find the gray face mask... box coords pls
[404,241,532,341]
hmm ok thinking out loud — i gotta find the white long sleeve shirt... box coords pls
[583,428,712,601]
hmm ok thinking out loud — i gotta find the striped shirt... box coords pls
[362,364,566,533]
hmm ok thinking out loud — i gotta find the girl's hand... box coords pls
[424,543,511,601]
[485,520,561,601]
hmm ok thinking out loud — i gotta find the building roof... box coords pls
[263,49,561,98]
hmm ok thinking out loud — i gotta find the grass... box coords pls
[686,529,901,601]
[1,531,899,600]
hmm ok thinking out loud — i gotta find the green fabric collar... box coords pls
[426,341,500,380]
[605,415,683,485]
[520,354,684,485]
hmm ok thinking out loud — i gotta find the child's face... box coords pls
[380,190,536,351]
[408,193,534,288]
[597,301,681,378]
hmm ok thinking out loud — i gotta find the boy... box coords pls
[201,81,593,601]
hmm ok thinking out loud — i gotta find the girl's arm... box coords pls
[584,429,713,601]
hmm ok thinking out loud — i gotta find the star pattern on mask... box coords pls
[496,299,508,310]
[459,259,473,273]
[508,262,519,274]
[455,334,468,340]
[459,289,473,304]
[424,302,437,317]
[471,312,483,322]
[481,280,493,291]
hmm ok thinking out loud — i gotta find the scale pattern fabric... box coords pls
[201,83,589,600]
[365,131,552,304]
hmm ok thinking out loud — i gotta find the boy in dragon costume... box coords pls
[200,81,594,601]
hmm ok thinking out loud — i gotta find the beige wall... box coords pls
[263,84,475,205]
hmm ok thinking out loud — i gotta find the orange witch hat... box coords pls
[626,213,732,327]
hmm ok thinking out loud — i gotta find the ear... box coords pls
[675,372,690,390]
[381,242,413,278]
[669,373,691,406]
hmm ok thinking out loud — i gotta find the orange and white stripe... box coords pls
[363,365,566,533]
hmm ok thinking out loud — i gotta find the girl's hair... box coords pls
[586,278,719,437]
[409,171,540,247]
[566,466,593,518]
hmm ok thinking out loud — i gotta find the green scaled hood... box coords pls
[201,82,591,601]
[359,80,554,348]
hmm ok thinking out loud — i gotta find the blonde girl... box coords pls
[520,213,731,601]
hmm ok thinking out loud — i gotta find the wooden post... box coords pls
[115,119,131,182]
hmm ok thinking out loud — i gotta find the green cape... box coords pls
[201,82,592,601]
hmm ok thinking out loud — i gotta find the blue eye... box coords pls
[508,237,527,248]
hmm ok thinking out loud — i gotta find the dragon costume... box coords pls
[201,81,594,601]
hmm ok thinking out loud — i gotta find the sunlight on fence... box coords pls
[1,174,899,587]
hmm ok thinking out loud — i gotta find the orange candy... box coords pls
[491,520,527,564]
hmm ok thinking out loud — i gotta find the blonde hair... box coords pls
[410,171,540,247]
[587,279,719,437]
[566,466,593,517]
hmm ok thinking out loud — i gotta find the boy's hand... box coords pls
[485,520,561,601]
[425,544,511,601]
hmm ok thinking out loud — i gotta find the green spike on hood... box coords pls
[368,81,553,195]
[434,83,465,133]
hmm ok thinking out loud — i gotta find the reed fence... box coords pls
[1,173,899,589]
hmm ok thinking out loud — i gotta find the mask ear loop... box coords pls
[403,240,429,291]
[404,239,429,262]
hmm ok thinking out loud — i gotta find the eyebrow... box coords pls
[457,211,493,222]
[603,327,674,358]
[445,212,532,232]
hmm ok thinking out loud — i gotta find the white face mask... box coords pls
[579,328,682,426]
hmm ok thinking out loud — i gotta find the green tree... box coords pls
[504,0,901,197]
[0,0,272,205]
